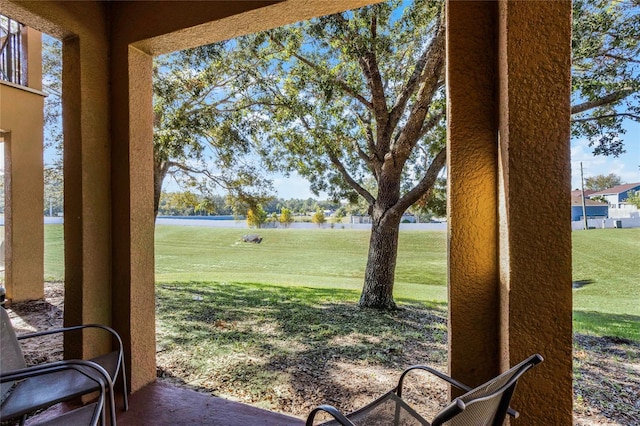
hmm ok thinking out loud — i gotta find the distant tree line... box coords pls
[157,191,347,217]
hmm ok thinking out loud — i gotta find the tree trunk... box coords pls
[359,210,402,310]
[153,159,170,219]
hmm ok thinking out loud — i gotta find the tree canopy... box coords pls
[584,173,624,191]
[571,0,640,156]
[626,190,640,208]
[152,46,273,218]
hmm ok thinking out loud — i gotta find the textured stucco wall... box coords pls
[446,1,500,388]
[0,83,45,302]
[24,27,42,90]
[498,1,573,423]
[0,25,44,303]
[448,1,572,423]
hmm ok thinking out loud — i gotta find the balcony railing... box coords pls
[1,15,27,86]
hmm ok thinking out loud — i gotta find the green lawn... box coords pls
[42,224,639,340]
[572,228,640,340]
[154,226,448,302]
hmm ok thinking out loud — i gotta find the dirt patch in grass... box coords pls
[5,281,639,425]
[573,334,640,425]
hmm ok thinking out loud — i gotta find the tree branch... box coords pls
[167,161,229,188]
[296,113,375,205]
[325,146,376,206]
[571,88,636,114]
[394,147,446,214]
[389,5,444,131]
[602,53,640,64]
[392,13,446,162]
[572,112,640,123]
[358,15,388,122]
[349,135,374,172]
[417,110,445,141]
[267,33,372,110]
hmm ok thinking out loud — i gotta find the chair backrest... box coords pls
[0,307,27,402]
[431,354,543,426]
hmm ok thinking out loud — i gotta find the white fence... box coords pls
[572,217,640,230]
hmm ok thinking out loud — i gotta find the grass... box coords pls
[155,280,448,414]
[154,226,448,302]
[41,224,639,340]
[572,228,640,340]
[43,225,64,280]
[156,281,446,365]
[33,224,640,421]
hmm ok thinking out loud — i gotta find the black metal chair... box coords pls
[0,306,128,425]
[1,360,108,426]
[306,354,543,426]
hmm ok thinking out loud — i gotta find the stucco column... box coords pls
[24,27,42,89]
[447,1,573,422]
[497,1,573,423]
[61,12,113,360]
[446,1,500,388]
[110,44,156,392]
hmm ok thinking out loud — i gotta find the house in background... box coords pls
[588,182,640,218]
[570,190,608,221]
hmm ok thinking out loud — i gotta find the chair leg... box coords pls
[101,403,107,426]
[120,363,129,412]
[108,392,117,426]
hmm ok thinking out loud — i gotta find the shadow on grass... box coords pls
[155,281,448,415]
[572,279,594,289]
[573,310,640,342]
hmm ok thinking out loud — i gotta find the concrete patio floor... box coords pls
[27,381,305,425]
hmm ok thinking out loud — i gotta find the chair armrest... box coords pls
[1,359,113,389]
[16,324,125,373]
[396,365,519,418]
[17,324,123,350]
[306,405,356,426]
[396,365,471,398]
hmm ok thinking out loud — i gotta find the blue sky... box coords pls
[570,120,640,190]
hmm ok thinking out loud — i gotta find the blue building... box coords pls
[571,191,608,221]
[588,182,640,209]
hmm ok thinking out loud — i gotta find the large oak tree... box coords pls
[235,1,447,308]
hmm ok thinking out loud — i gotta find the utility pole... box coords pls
[580,162,589,230]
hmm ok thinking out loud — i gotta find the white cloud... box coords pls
[571,138,640,189]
